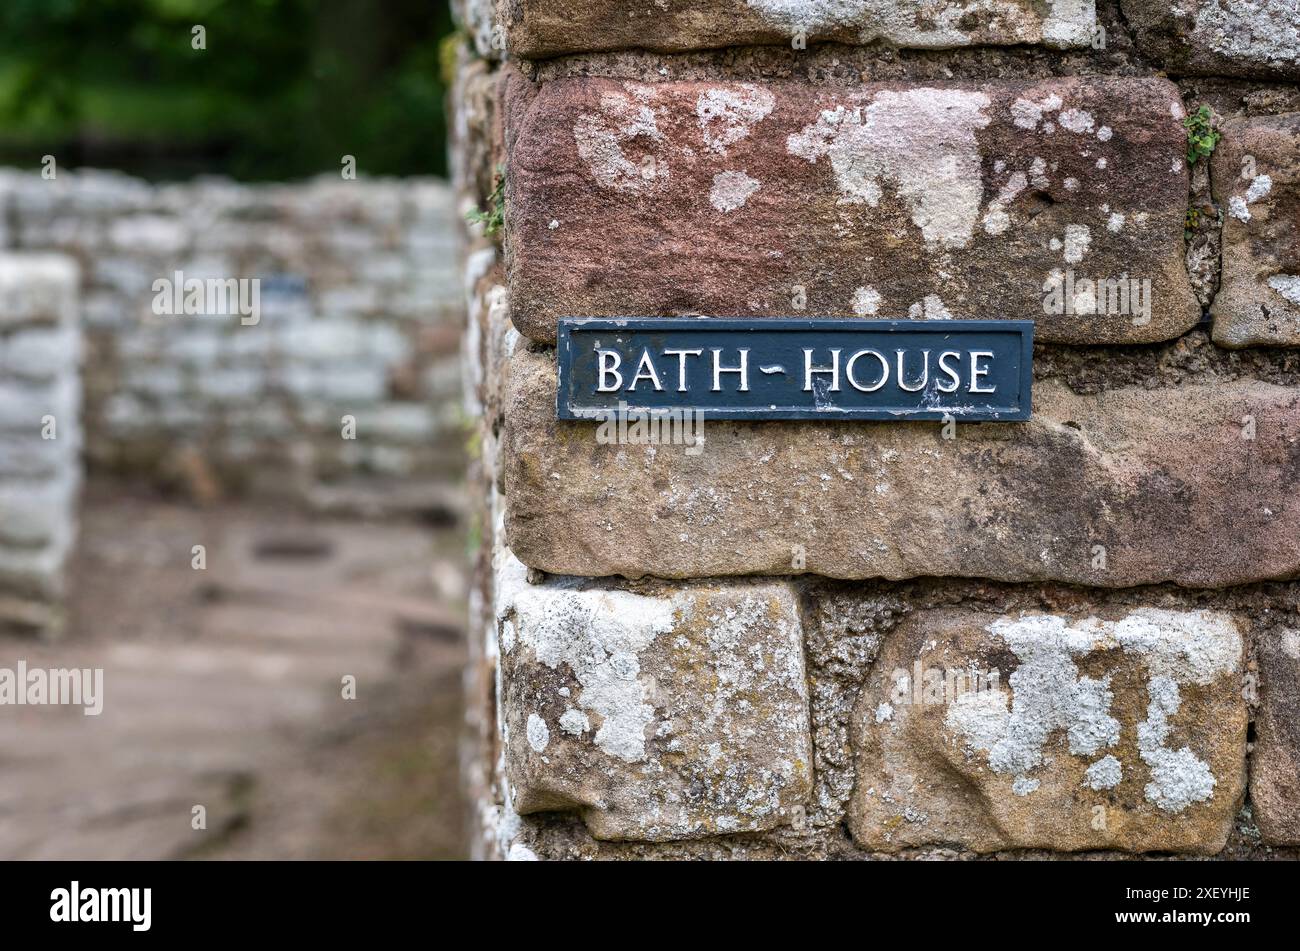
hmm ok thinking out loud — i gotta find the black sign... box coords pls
[556,318,1033,421]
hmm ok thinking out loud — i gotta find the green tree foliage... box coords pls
[0,0,455,180]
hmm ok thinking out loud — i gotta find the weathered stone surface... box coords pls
[1122,0,1300,80]
[504,74,1197,345]
[1251,626,1300,845]
[469,274,515,430]
[0,325,81,381]
[0,475,79,549]
[501,0,1097,58]
[848,606,1246,853]
[503,346,1300,586]
[456,0,502,61]
[0,254,78,328]
[0,253,82,632]
[495,548,813,840]
[1211,112,1300,347]
[450,55,501,211]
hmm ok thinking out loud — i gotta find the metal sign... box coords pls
[556,317,1034,421]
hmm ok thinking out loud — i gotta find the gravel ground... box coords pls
[0,480,469,860]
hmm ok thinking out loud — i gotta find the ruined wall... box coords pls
[0,170,464,502]
[453,0,1300,859]
[0,254,82,635]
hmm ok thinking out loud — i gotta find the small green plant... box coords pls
[466,164,505,235]
[1184,105,1221,165]
[1184,206,1201,240]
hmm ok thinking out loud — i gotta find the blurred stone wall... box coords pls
[0,170,465,504]
[0,254,82,634]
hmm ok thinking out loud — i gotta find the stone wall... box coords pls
[453,0,1300,859]
[0,170,465,503]
[0,254,82,635]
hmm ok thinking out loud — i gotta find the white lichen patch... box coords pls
[982,170,1027,236]
[1194,0,1300,70]
[743,0,1094,48]
[1230,174,1274,224]
[527,713,550,752]
[1086,754,1122,790]
[697,85,775,155]
[1012,776,1040,796]
[946,687,1011,755]
[744,0,869,32]
[861,601,1244,849]
[1246,174,1273,203]
[852,285,882,315]
[1029,156,1050,189]
[950,615,1119,783]
[574,83,670,194]
[505,842,538,861]
[1011,92,1063,130]
[709,170,761,212]
[1138,675,1215,812]
[1042,0,1095,46]
[908,294,953,319]
[945,608,1240,813]
[787,88,991,250]
[1107,212,1125,233]
[559,707,590,736]
[497,551,675,762]
[983,208,1010,236]
[1110,608,1242,686]
[1266,274,1300,307]
[1057,108,1095,133]
[1063,223,1091,264]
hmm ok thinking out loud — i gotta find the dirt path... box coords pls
[0,482,468,859]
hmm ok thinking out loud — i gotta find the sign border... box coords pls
[556,317,1035,422]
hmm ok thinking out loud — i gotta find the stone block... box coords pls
[503,346,1300,587]
[0,325,81,380]
[1251,626,1300,844]
[1122,0,1300,80]
[502,0,1097,58]
[504,74,1197,345]
[1211,112,1300,347]
[496,549,813,840]
[0,472,80,549]
[848,605,1246,853]
[0,254,78,328]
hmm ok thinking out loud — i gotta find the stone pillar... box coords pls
[0,254,82,636]
[452,0,1300,859]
